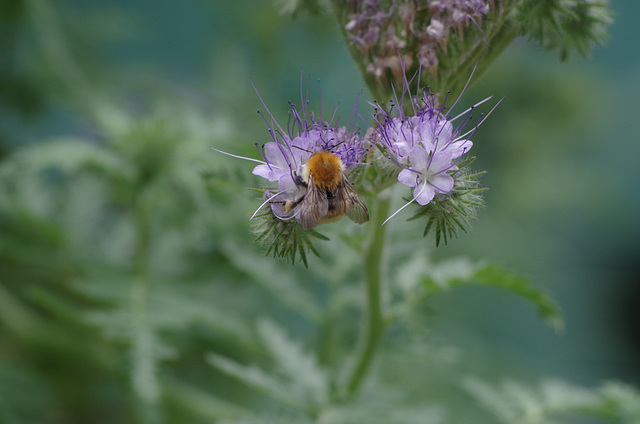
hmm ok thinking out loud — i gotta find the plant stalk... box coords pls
[130,199,162,424]
[345,195,391,399]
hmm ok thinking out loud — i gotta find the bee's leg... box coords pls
[284,193,306,212]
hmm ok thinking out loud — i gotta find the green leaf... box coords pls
[0,138,132,181]
[207,318,329,411]
[472,264,563,332]
[256,319,328,405]
[163,378,256,421]
[222,241,323,323]
[464,378,640,424]
[206,353,301,408]
[600,382,640,421]
[422,259,563,332]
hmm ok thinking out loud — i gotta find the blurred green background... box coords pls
[1,0,639,423]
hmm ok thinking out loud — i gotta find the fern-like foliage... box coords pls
[465,378,640,424]
[0,103,261,423]
[208,318,330,413]
[391,253,563,333]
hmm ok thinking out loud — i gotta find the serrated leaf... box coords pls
[472,264,564,332]
[464,377,639,424]
[600,382,640,420]
[517,0,613,60]
[222,241,323,323]
[206,353,300,408]
[463,378,520,422]
[422,259,563,332]
[1,139,132,181]
[256,318,328,405]
[163,378,255,421]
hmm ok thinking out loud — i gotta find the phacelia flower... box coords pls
[212,78,372,264]
[373,68,500,231]
[249,87,369,226]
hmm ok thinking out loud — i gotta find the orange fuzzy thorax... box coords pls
[303,151,344,190]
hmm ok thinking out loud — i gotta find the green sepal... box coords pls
[407,158,486,246]
[252,208,327,268]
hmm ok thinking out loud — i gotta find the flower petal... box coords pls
[414,181,436,205]
[408,145,429,171]
[446,139,473,158]
[398,168,419,187]
[429,172,454,194]
[427,150,455,173]
[264,142,290,168]
[252,142,291,181]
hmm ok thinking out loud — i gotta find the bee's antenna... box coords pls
[291,145,313,154]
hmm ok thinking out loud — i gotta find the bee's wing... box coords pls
[297,177,329,229]
[341,175,369,224]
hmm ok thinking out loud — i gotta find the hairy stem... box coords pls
[345,195,391,398]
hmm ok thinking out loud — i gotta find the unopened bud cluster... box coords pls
[344,0,491,86]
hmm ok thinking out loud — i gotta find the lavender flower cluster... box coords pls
[214,73,496,233]
[373,86,487,222]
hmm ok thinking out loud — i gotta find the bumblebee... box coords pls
[283,150,369,229]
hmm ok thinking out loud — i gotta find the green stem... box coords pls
[345,195,391,398]
[130,200,162,424]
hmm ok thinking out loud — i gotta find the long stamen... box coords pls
[348,90,363,132]
[256,110,278,144]
[448,62,478,113]
[317,78,322,124]
[250,190,284,220]
[382,177,430,226]
[456,97,503,140]
[330,102,340,128]
[450,96,492,122]
[382,196,416,226]
[210,147,266,165]
[251,80,288,138]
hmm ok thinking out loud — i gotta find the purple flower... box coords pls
[374,74,499,223]
[398,145,456,206]
[376,91,475,195]
[254,117,367,221]
[214,78,369,224]
[251,136,313,188]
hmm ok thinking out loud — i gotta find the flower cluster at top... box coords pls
[344,0,491,82]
